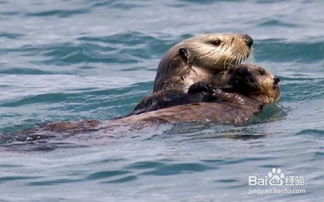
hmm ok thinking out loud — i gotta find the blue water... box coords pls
[0,0,324,201]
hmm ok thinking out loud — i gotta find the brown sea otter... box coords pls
[120,64,280,125]
[132,64,280,116]
[17,64,280,138]
[0,64,280,147]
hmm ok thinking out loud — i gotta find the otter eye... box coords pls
[209,39,221,46]
[259,69,266,75]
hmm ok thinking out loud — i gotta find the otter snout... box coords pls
[242,34,253,48]
[274,77,280,84]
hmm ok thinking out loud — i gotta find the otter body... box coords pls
[16,64,280,139]
[122,64,280,125]
[133,64,280,115]
[132,82,220,115]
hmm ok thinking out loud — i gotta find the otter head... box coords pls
[154,33,254,92]
[178,34,253,70]
[223,64,280,104]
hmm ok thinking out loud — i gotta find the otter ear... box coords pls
[179,48,192,65]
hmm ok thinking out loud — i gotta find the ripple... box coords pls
[84,158,125,166]
[259,164,284,168]
[0,164,23,168]
[214,179,238,183]
[180,0,238,4]
[86,170,131,180]
[0,68,54,75]
[0,32,24,39]
[0,142,88,152]
[255,40,324,63]
[258,19,297,27]
[78,32,172,60]
[25,8,90,18]
[313,151,324,158]
[250,104,287,123]
[125,161,164,169]
[0,11,20,16]
[0,81,150,109]
[90,0,148,10]
[280,78,324,101]
[166,124,269,141]
[21,42,137,66]
[102,175,137,184]
[28,178,81,186]
[140,162,211,176]
[201,157,276,165]
[0,93,73,107]
[0,176,40,184]
[2,32,170,67]
[295,129,324,137]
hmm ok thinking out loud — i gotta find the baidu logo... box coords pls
[248,168,306,195]
[267,168,285,186]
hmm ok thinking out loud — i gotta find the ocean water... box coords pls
[0,0,323,201]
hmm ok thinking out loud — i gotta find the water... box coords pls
[0,0,323,201]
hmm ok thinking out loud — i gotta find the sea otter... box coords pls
[8,64,280,142]
[121,64,280,125]
[153,33,253,93]
[0,64,280,147]
[132,63,279,115]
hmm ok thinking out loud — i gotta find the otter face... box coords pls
[225,64,280,104]
[178,34,253,71]
[154,33,255,92]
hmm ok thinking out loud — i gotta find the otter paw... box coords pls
[188,82,215,94]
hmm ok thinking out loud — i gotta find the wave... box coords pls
[255,39,324,63]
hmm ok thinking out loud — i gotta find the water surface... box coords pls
[0,0,323,201]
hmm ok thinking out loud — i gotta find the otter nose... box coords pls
[243,34,253,48]
[236,67,252,77]
[274,77,280,84]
